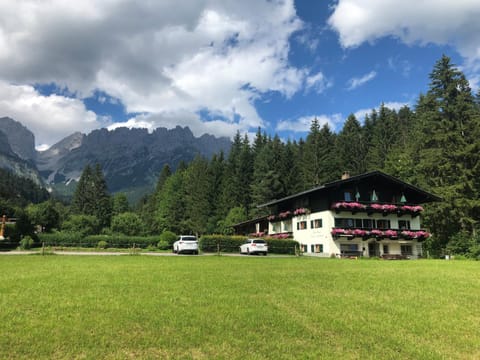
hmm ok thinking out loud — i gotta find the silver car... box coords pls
[240,239,268,256]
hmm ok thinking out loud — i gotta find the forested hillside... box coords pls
[2,55,480,257]
[137,55,480,256]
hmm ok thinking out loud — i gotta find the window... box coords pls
[311,219,323,229]
[355,219,363,228]
[377,219,391,229]
[398,220,411,230]
[363,219,375,228]
[297,221,307,230]
[301,244,308,253]
[344,191,353,201]
[340,244,358,252]
[272,222,280,233]
[334,218,354,228]
[283,222,292,232]
[401,245,413,255]
[310,244,324,253]
[383,245,389,254]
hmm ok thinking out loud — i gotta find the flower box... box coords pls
[369,229,384,239]
[279,211,292,219]
[400,205,424,217]
[331,201,366,213]
[294,208,309,216]
[383,229,398,239]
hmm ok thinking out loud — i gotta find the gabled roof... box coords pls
[258,170,441,208]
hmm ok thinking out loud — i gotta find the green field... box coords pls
[0,255,479,359]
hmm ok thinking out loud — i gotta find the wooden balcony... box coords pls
[331,227,430,241]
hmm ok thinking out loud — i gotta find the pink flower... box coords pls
[370,229,383,237]
[414,230,430,239]
[384,229,398,238]
[382,204,397,212]
[331,228,345,235]
[294,208,309,215]
[353,229,366,237]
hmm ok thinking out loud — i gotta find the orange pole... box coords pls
[0,215,5,239]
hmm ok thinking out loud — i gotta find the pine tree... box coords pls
[155,169,187,234]
[412,55,480,252]
[366,104,398,170]
[336,114,367,176]
[184,155,212,236]
[70,163,112,230]
[301,119,339,188]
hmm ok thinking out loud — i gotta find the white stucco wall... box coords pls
[268,210,425,258]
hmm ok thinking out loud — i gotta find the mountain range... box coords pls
[0,117,231,200]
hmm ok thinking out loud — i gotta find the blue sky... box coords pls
[0,0,477,149]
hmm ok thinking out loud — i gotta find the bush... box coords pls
[200,235,246,253]
[146,244,157,252]
[38,232,159,249]
[157,240,171,250]
[199,235,297,255]
[264,238,298,255]
[159,231,177,246]
[38,232,84,247]
[97,240,108,249]
[110,212,145,236]
[19,236,34,250]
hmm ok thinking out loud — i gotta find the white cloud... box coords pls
[0,81,101,148]
[276,113,342,133]
[0,0,308,144]
[346,71,377,90]
[305,71,333,94]
[328,0,480,67]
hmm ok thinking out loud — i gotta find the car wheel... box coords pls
[263,252,267,256]
[247,248,250,255]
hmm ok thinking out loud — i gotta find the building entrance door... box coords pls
[368,242,380,257]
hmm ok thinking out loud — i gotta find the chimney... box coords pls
[341,171,350,180]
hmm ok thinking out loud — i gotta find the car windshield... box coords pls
[253,240,266,244]
[182,236,197,241]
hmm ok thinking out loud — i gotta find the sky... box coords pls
[0,0,479,150]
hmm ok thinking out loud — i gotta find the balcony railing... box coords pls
[331,201,424,217]
[331,227,430,241]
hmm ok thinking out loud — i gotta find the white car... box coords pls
[240,239,268,256]
[173,235,199,255]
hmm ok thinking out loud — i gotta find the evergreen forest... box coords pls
[2,55,480,258]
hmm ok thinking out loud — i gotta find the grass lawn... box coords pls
[0,255,479,359]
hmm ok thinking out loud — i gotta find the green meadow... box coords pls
[0,255,479,359]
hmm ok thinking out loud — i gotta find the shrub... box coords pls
[38,232,158,249]
[62,215,100,237]
[97,240,108,249]
[200,235,246,253]
[157,240,171,250]
[19,236,34,250]
[199,235,297,254]
[38,232,84,247]
[146,244,157,252]
[110,212,145,236]
[265,239,297,255]
[159,231,177,247]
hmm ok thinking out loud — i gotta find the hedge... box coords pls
[38,233,159,248]
[200,235,298,255]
